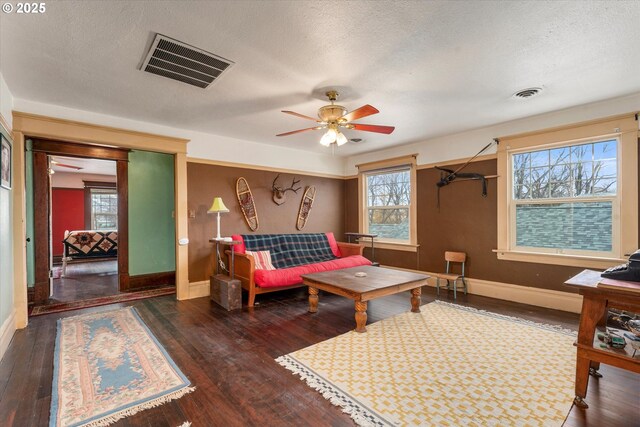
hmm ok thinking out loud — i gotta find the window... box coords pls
[90,188,117,230]
[358,155,417,250]
[496,114,638,268]
[511,139,617,255]
[365,168,411,241]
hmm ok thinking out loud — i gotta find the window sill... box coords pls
[372,241,419,252]
[493,249,624,269]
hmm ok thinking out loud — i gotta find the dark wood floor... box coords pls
[2,287,638,426]
[50,259,119,303]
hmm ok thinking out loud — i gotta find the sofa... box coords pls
[229,232,371,306]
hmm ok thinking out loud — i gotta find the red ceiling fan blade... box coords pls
[340,104,379,122]
[350,124,395,134]
[282,110,318,122]
[276,126,321,137]
[56,163,83,170]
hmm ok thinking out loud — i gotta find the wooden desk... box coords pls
[564,270,640,408]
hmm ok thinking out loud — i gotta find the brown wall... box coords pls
[188,162,345,282]
[345,159,586,293]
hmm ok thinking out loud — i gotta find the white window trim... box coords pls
[90,189,118,230]
[496,113,638,268]
[357,155,418,251]
[508,137,620,259]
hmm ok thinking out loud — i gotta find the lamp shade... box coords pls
[208,197,229,213]
[320,128,337,146]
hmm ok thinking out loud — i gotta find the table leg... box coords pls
[574,295,606,406]
[308,287,319,313]
[355,301,368,333]
[411,287,421,313]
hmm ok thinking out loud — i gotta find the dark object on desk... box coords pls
[210,274,241,311]
[601,249,640,282]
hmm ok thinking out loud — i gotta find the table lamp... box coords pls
[208,197,229,240]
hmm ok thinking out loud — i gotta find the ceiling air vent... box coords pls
[512,87,543,99]
[140,34,234,89]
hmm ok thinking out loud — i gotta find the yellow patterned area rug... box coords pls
[276,301,577,427]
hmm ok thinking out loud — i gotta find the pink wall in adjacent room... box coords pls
[52,188,85,256]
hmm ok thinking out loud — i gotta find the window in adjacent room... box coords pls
[90,188,118,230]
[357,155,417,250]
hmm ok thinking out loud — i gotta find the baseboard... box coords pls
[189,280,210,299]
[0,310,17,362]
[190,269,583,313]
[431,276,582,314]
[128,271,176,290]
[382,265,583,313]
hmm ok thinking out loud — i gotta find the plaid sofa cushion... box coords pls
[241,233,337,269]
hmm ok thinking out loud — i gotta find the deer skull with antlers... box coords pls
[272,174,301,205]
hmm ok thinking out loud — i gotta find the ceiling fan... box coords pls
[50,158,83,170]
[276,90,395,146]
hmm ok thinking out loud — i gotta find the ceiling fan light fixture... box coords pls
[320,129,336,146]
[277,89,395,144]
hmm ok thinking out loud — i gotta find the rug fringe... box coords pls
[433,300,576,336]
[276,355,384,427]
[79,386,196,427]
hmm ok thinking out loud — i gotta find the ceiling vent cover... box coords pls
[513,87,543,99]
[140,34,234,89]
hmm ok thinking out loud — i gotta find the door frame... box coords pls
[31,138,130,303]
[12,112,189,328]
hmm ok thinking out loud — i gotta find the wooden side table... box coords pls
[344,232,379,266]
[564,270,640,408]
[209,238,241,278]
[209,239,242,310]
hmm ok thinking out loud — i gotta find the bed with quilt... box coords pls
[62,229,118,276]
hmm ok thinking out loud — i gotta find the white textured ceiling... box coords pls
[1,1,639,156]
[50,156,116,176]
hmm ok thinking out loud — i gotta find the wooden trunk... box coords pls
[210,274,242,311]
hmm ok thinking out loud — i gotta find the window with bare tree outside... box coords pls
[497,114,636,268]
[511,139,617,255]
[364,167,411,242]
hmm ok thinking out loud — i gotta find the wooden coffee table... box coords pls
[301,265,429,332]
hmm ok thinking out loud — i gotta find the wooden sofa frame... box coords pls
[228,242,365,307]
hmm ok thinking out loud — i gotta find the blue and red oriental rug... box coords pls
[50,307,194,427]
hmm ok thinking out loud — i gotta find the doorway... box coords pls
[50,155,119,302]
[31,138,130,305]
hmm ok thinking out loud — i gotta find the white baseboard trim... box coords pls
[188,280,210,299]
[383,265,582,313]
[0,310,17,362]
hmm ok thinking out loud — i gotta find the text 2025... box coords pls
[17,2,46,13]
